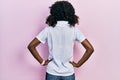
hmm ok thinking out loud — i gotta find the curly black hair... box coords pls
[46,1,79,27]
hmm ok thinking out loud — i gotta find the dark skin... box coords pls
[28,38,94,67]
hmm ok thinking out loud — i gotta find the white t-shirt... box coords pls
[36,21,86,76]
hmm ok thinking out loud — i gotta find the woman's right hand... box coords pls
[43,59,53,66]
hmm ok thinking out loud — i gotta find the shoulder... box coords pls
[72,26,80,31]
[42,26,53,31]
[73,26,85,35]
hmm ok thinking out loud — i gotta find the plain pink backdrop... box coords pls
[1,0,120,80]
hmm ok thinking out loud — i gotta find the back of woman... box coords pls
[28,1,94,80]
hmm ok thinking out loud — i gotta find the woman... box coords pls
[28,1,94,80]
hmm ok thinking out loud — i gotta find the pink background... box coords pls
[1,0,120,80]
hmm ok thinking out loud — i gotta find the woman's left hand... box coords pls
[69,61,79,68]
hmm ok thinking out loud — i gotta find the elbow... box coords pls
[27,44,31,50]
[86,46,94,54]
[27,44,34,50]
[91,48,94,53]
[89,47,94,53]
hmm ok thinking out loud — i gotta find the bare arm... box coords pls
[70,39,94,68]
[27,38,51,65]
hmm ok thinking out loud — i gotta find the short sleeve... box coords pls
[74,27,86,43]
[36,27,48,44]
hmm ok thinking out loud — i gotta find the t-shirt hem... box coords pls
[46,71,75,76]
